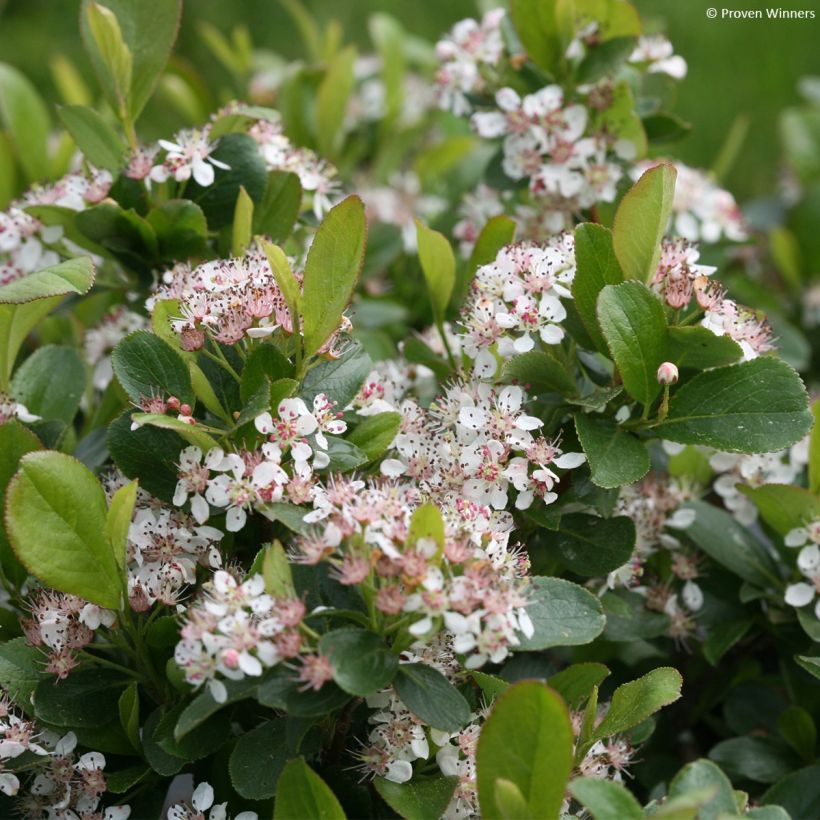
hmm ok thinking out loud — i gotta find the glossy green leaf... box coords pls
[656,358,812,453]
[501,350,577,397]
[516,576,605,650]
[551,513,636,577]
[228,719,288,799]
[509,0,562,76]
[302,196,367,357]
[111,330,194,405]
[574,414,650,488]
[668,759,737,820]
[666,326,744,370]
[569,777,642,820]
[0,256,95,305]
[762,765,820,820]
[374,777,458,820]
[11,345,86,425]
[597,281,667,406]
[346,412,401,461]
[394,663,471,732]
[612,163,677,283]
[5,451,123,608]
[300,341,372,408]
[274,757,346,819]
[477,681,573,820]
[319,628,398,696]
[572,223,624,354]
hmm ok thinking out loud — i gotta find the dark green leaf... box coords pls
[374,777,459,820]
[58,104,125,172]
[229,719,289,800]
[346,412,401,461]
[574,414,650,488]
[501,350,577,396]
[11,345,86,424]
[569,777,642,820]
[254,171,302,241]
[300,342,372,408]
[666,325,744,369]
[274,757,346,819]
[33,668,125,728]
[394,663,471,732]
[318,628,398,696]
[112,330,194,405]
[146,199,208,260]
[548,663,610,708]
[551,513,636,577]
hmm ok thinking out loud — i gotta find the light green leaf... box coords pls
[548,663,610,708]
[612,162,677,282]
[655,358,812,453]
[231,185,254,257]
[106,479,138,574]
[129,413,219,451]
[494,779,531,820]
[569,777,642,820]
[57,105,125,172]
[394,663,471,732]
[260,239,301,318]
[551,513,636,577]
[476,681,573,820]
[737,484,820,537]
[274,757,346,819]
[593,667,682,740]
[668,759,739,820]
[0,256,95,305]
[318,628,398,696]
[302,196,367,357]
[407,502,445,550]
[373,777,458,820]
[5,451,122,608]
[81,0,182,121]
[516,576,605,650]
[416,220,456,325]
[509,0,562,76]
[574,414,650,488]
[597,281,667,406]
[262,541,295,598]
[85,2,133,119]
[810,400,820,494]
[681,500,780,588]
[316,45,357,159]
[0,62,51,182]
[254,170,302,241]
[572,223,624,353]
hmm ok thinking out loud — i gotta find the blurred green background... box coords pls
[0,0,818,201]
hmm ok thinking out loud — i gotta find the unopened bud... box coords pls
[167,396,180,411]
[657,362,679,386]
[179,403,192,417]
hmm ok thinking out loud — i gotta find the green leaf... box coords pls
[655,358,812,453]
[146,200,208,260]
[394,663,471,732]
[346,412,401,461]
[232,185,254,257]
[240,340,293,403]
[516,576,605,651]
[703,619,752,666]
[81,0,182,121]
[467,215,517,273]
[642,112,693,144]
[85,2,133,120]
[318,628,398,696]
[188,133,267,229]
[274,757,346,819]
[494,779,531,819]
[762,765,820,820]
[501,350,577,397]
[0,638,45,708]
[76,202,158,272]
[795,655,820,681]
[407,502,445,551]
[593,667,682,740]
[738,484,820,536]
[176,679,258,742]
[572,223,624,354]
[569,777,642,820]
[577,36,637,84]
[471,671,510,701]
[228,719,288,802]
[597,281,667,406]
[709,737,796,785]
[106,765,150,794]
[809,399,820,494]
[477,681,573,820]
[548,663,610,708]
[0,62,51,182]
[612,163,677,283]
[300,341,372,408]
[262,540,295,598]
[778,705,816,762]
[260,240,301,326]
[316,45,357,159]
[5,451,123,608]
[11,346,86,425]
[57,104,125,172]
[33,668,125,728]
[666,326,744,370]
[416,220,456,325]
[129,413,218,451]
[322,437,369,473]
[374,777,458,820]
[509,0,562,76]
[0,256,95,305]
[254,171,302,241]
[574,414,650,488]
[118,682,141,751]
[551,513,636,577]
[112,330,194,405]
[668,759,737,820]
[106,479,138,575]
[302,196,367,357]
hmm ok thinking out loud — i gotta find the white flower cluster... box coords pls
[84,307,148,390]
[784,520,820,619]
[168,781,257,820]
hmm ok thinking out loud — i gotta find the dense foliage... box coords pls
[0,1,818,818]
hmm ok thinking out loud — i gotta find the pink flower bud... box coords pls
[222,648,240,669]
[657,362,679,385]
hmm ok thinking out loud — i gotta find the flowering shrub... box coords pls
[0,1,818,818]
